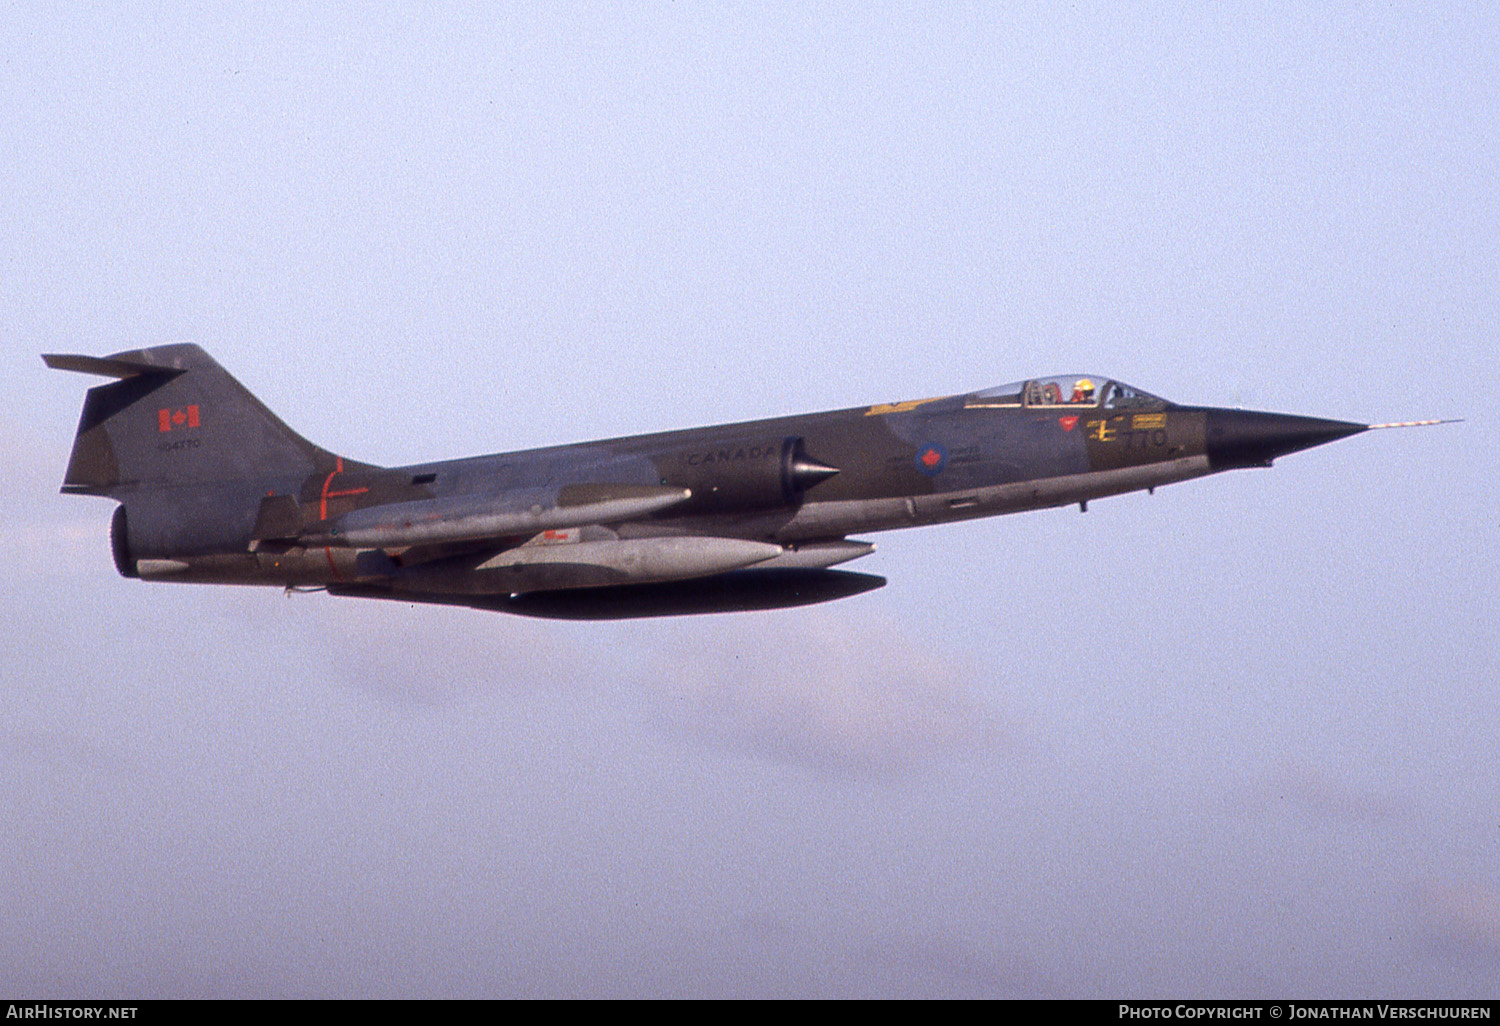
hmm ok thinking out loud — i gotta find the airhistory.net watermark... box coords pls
[6,1007,137,1020]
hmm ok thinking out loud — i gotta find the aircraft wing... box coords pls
[328,568,887,619]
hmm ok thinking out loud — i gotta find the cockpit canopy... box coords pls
[966,375,1168,411]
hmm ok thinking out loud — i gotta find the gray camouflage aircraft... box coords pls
[47,343,1438,619]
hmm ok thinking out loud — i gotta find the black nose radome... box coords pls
[1206,409,1367,470]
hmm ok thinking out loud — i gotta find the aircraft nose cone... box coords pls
[1205,409,1367,469]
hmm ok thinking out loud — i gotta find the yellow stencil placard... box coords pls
[866,396,947,416]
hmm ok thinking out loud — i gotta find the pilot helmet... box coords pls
[1074,377,1095,397]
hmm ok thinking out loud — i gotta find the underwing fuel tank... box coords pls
[301,483,692,548]
[392,536,786,594]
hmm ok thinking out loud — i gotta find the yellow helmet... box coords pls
[1075,378,1095,394]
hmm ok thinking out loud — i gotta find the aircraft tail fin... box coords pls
[44,343,360,496]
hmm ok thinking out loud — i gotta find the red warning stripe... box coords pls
[317,457,371,581]
[320,458,345,580]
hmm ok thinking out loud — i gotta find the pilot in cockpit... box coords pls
[1071,378,1096,404]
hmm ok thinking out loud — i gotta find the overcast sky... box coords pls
[2,3,1495,998]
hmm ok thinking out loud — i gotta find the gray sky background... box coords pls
[2,3,1495,997]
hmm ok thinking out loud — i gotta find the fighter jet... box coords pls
[45,344,1442,619]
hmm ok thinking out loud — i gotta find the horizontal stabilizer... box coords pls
[43,353,181,379]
